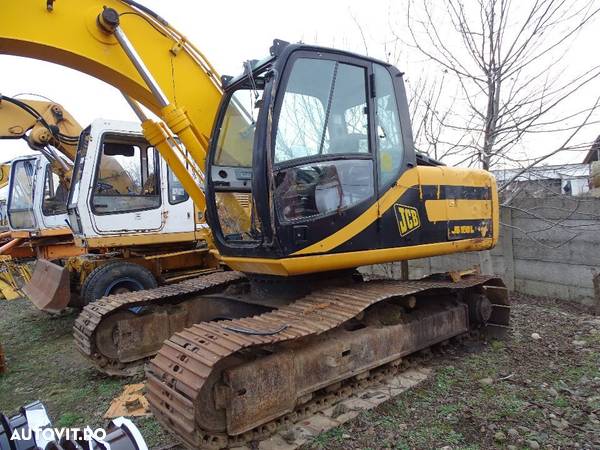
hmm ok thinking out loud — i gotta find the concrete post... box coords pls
[500,206,516,291]
[593,273,600,315]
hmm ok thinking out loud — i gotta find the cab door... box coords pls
[158,157,196,235]
[88,123,163,234]
[271,53,378,255]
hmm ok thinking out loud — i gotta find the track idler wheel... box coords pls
[465,290,493,325]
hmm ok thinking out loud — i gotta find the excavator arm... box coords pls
[0,0,253,242]
[0,96,81,160]
[0,95,81,185]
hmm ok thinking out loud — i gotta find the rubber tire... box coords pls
[80,261,158,306]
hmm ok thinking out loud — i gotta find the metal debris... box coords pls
[104,383,150,418]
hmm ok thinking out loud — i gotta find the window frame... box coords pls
[7,157,37,230]
[90,133,162,216]
[270,50,378,224]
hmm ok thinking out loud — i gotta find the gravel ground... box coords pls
[1,293,599,450]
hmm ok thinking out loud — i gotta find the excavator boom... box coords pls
[0,0,223,213]
[0,96,81,159]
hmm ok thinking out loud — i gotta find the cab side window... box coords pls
[42,167,68,216]
[91,136,161,214]
[374,64,404,189]
[167,168,189,205]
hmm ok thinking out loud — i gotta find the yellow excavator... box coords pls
[0,95,85,256]
[0,1,510,448]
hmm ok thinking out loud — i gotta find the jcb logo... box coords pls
[394,204,421,236]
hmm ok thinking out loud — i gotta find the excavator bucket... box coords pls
[23,259,70,313]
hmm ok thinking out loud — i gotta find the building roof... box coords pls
[583,135,600,163]
[492,163,590,182]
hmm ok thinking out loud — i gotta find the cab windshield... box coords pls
[214,88,263,167]
[210,69,268,244]
[8,159,36,229]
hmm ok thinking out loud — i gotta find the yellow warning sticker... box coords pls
[394,204,421,236]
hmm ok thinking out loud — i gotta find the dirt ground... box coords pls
[0,294,599,450]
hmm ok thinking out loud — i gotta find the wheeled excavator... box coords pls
[0,95,220,311]
[0,96,79,256]
[0,1,510,448]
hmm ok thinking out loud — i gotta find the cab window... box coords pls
[167,168,189,205]
[275,59,369,163]
[91,135,160,214]
[374,64,404,189]
[7,159,36,229]
[42,167,68,216]
[273,57,374,222]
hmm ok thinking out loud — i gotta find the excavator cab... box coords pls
[7,155,69,232]
[207,43,416,269]
[207,42,497,276]
[67,119,196,242]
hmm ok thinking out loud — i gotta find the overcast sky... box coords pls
[1,0,598,167]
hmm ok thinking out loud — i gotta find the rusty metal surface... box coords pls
[225,304,468,435]
[23,259,70,313]
[73,271,246,375]
[146,275,508,449]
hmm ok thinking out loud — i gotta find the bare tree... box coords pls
[397,0,600,171]
[405,72,477,161]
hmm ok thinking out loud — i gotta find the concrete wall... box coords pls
[361,196,600,307]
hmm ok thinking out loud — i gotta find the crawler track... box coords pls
[73,271,247,375]
[146,275,509,449]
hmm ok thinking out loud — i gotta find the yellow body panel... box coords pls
[425,199,492,222]
[293,166,498,257]
[223,165,499,276]
[77,231,200,249]
[222,238,495,276]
